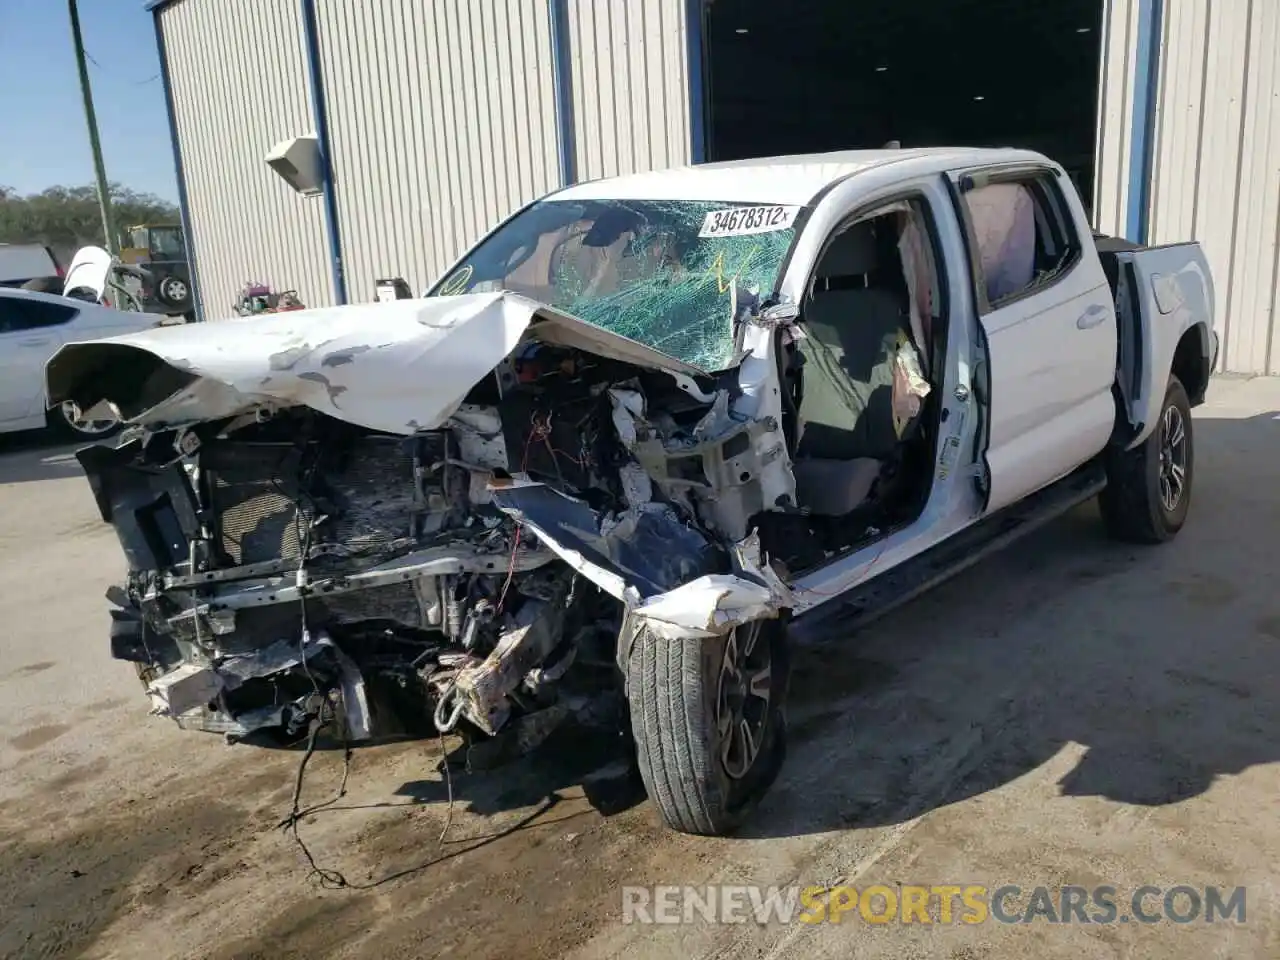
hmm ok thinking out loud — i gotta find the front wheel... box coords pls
[49,400,120,441]
[626,617,790,836]
[1099,375,1194,543]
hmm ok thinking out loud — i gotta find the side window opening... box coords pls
[757,195,950,569]
[961,173,1080,310]
[0,298,77,334]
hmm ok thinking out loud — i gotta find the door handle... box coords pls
[19,338,51,347]
[1076,304,1109,330]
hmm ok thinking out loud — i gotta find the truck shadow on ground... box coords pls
[0,429,85,485]
[736,410,1280,839]
[238,411,1280,844]
[367,412,1280,842]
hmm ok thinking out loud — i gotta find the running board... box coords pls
[795,462,1107,640]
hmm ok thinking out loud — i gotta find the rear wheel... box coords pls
[1099,375,1193,543]
[627,617,790,836]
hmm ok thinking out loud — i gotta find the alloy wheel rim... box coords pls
[715,621,772,780]
[1158,404,1188,513]
[61,401,118,436]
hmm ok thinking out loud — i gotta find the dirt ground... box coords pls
[2,376,1279,960]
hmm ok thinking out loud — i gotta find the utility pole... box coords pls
[67,0,117,253]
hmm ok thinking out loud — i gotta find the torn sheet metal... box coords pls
[632,574,785,639]
[607,376,790,542]
[45,291,707,435]
[487,480,791,641]
[488,481,721,602]
[632,530,793,639]
[145,637,317,717]
[332,644,374,741]
[145,632,374,740]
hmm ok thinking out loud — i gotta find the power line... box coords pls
[84,49,159,86]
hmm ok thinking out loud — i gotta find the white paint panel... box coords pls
[159,0,333,319]
[315,0,561,299]
[566,0,692,182]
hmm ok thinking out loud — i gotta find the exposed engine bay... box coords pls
[65,296,795,746]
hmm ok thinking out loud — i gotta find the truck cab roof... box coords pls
[552,146,1051,206]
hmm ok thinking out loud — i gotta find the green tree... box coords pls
[0,183,179,260]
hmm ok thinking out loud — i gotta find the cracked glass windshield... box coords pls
[427,199,802,370]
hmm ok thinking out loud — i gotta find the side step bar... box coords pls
[795,461,1107,639]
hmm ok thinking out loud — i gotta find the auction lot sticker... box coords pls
[699,205,800,238]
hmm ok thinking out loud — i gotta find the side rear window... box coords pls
[959,172,1080,311]
[0,297,78,334]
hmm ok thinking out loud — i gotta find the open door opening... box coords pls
[757,198,946,575]
[705,0,1105,216]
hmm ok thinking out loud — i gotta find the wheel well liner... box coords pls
[1173,325,1211,407]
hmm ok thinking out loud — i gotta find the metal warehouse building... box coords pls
[149,0,1278,374]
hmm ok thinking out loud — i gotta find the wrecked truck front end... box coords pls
[48,292,794,748]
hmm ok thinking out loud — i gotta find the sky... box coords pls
[0,0,178,202]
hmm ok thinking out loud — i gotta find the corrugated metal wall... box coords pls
[1095,0,1280,373]
[1147,0,1278,374]
[564,0,693,182]
[158,0,333,318]
[314,0,562,299]
[169,0,1280,373]
[1093,0,1141,238]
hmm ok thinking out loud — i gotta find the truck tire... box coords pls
[626,617,790,836]
[1099,375,1194,543]
[157,274,192,311]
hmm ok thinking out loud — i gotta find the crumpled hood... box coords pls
[45,291,706,435]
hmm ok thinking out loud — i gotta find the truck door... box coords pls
[946,164,1118,513]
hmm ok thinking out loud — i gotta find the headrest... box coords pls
[583,207,641,247]
[818,223,878,277]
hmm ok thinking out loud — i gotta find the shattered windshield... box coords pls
[426,198,802,370]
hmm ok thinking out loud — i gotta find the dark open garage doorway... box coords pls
[704,0,1105,210]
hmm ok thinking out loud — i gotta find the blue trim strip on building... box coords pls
[299,0,347,304]
[151,8,202,321]
[685,0,707,163]
[548,0,578,186]
[1125,0,1164,244]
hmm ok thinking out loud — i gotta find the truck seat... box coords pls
[792,223,913,515]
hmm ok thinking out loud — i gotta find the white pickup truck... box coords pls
[47,147,1215,837]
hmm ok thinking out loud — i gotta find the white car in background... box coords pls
[0,242,62,291]
[0,286,167,439]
